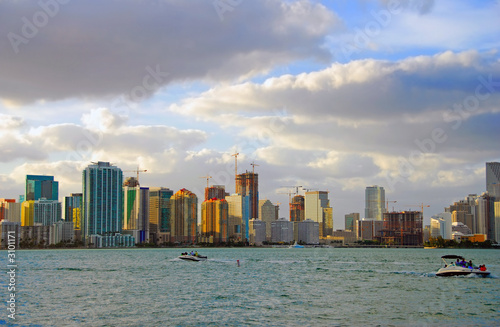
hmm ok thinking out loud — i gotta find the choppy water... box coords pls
[2,248,499,326]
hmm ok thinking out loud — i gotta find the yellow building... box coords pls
[170,188,198,244]
[21,200,35,226]
[201,198,228,244]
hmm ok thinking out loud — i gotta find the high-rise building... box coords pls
[226,194,244,242]
[297,219,319,244]
[365,185,385,220]
[201,198,228,244]
[236,172,259,220]
[170,188,197,244]
[345,213,360,232]
[26,175,58,201]
[0,199,16,222]
[356,219,384,241]
[64,193,82,230]
[271,218,294,243]
[82,161,124,245]
[486,162,500,198]
[259,199,278,241]
[6,202,21,223]
[34,199,62,226]
[304,191,333,237]
[21,200,35,226]
[290,195,305,222]
[149,187,174,244]
[430,212,452,240]
[380,211,423,246]
[248,218,267,245]
[123,177,150,243]
[205,185,227,201]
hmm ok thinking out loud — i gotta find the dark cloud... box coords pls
[0,0,338,103]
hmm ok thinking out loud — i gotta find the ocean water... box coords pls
[2,247,499,326]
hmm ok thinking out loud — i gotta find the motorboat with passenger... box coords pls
[436,255,490,277]
[178,252,207,261]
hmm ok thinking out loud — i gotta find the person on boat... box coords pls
[195,251,198,257]
[468,260,473,268]
[480,265,487,271]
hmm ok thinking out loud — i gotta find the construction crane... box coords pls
[250,162,259,174]
[231,152,239,192]
[123,167,147,183]
[404,203,430,213]
[281,185,302,197]
[200,175,212,189]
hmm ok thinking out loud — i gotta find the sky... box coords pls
[1,0,499,229]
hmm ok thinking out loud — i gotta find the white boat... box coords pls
[178,254,207,261]
[289,242,304,248]
[436,255,490,277]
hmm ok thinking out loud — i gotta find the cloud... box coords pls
[0,0,339,103]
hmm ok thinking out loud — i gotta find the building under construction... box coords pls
[379,211,423,246]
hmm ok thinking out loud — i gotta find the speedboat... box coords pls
[289,242,304,248]
[178,253,207,261]
[436,255,490,277]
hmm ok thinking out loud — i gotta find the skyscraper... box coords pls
[26,175,58,201]
[170,188,197,244]
[149,187,174,244]
[123,177,150,243]
[226,194,244,242]
[259,199,279,241]
[290,195,305,222]
[236,172,259,220]
[365,185,385,220]
[201,198,228,244]
[64,193,82,230]
[345,213,360,232]
[82,161,123,245]
[304,191,332,237]
[34,198,62,226]
[205,185,227,201]
[486,162,500,198]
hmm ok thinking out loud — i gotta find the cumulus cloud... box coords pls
[0,0,339,103]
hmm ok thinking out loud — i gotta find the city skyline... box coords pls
[0,1,499,230]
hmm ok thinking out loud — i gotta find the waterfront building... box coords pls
[21,200,35,226]
[290,195,305,222]
[271,218,294,243]
[90,234,135,248]
[297,219,319,244]
[64,193,82,230]
[259,199,278,241]
[304,191,333,237]
[170,188,198,244]
[0,221,21,249]
[201,198,229,244]
[430,212,452,240]
[226,194,245,241]
[149,187,174,244]
[34,199,62,226]
[26,175,58,201]
[486,162,500,198]
[475,193,490,236]
[20,225,50,246]
[495,201,500,242]
[236,171,259,221]
[205,185,227,201]
[0,199,15,222]
[380,211,423,246]
[345,212,360,232]
[123,177,150,243]
[6,202,21,223]
[365,185,385,220]
[356,219,384,241]
[82,161,124,245]
[50,221,74,244]
[249,218,266,245]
